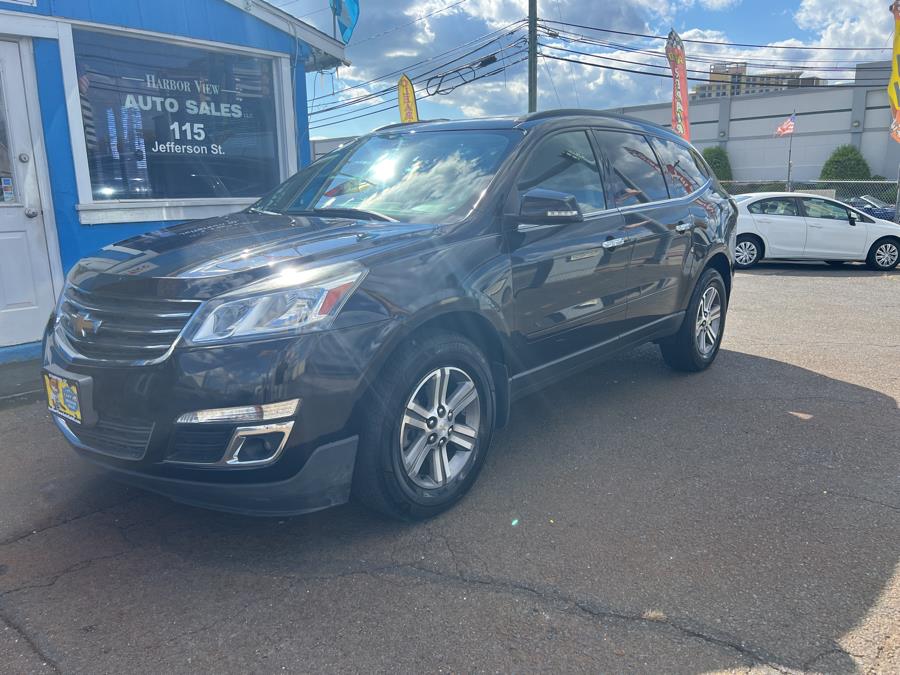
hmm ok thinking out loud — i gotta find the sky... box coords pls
[267,0,896,139]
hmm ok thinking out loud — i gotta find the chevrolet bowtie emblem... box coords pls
[72,311,102,338]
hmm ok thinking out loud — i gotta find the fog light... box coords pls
[233,433,282,463]
[224,421,294,467]
[176,399,299,424]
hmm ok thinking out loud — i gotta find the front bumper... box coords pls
[44,320,393,514]
[56,415,358,516]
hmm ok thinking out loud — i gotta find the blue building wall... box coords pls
[2,0,311,271]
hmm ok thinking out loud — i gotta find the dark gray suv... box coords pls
[43,110,737,520]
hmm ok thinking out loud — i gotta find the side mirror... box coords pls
[848,212,857,226]
[518,188,583,227]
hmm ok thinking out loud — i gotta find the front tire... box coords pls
[866,238,900,271]
[734,235,762,269]
[659,268,728,372]
[353,333,495,520]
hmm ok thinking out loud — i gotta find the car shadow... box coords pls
[3,345,898,672]
[741,260,893,278]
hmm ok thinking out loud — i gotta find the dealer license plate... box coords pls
[44,373,82,424]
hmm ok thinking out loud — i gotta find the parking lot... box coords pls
[1,263,897,674]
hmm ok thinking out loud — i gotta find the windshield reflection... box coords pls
[255,129,522,223]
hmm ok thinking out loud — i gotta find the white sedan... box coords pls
[733,192,900,271]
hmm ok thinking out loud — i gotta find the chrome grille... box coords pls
[58,285,201,364]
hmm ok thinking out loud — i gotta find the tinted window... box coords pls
[801,198,851,220]
[517,131,606,212]
[258,130,520,223]
[593,130,669,207]
[649,136,707,198]
[748,197,800,216]
[690,148,712,179]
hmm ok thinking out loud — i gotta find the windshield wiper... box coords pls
[288,207,396,222]
[247,206,283,216]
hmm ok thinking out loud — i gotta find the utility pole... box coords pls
[786,110,795,191]
[786,130,794,191]
[528,0,537,113]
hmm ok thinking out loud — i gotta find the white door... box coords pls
[748,196,807,258]
[798,196,868,260]
[0,41,55,347]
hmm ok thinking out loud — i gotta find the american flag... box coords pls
[775,113,796,136]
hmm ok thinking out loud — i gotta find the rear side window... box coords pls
[517,130,607,212]
[748,198,800,216]
[592,130,669,207]
[649,136,708,198]
[690,148,712,179]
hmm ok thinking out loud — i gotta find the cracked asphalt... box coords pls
[1,261,898,674]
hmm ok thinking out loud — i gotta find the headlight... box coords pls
[183,262,366,345]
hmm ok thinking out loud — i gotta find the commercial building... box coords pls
[606,62,897,182]
[0,0,345,359]
[691,62,825,100]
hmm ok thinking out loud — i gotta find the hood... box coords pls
[69,211,437,299]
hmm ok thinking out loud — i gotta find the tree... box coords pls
[820,145,871,180]
[702,146,733,181]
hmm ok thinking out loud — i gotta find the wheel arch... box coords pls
[702,251,733,299]
[354,306,513,431]
[737,231,766,260]
[868,234,900,253]
[867,235,900,267]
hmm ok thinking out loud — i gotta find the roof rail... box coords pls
[516,108,617,123]
[373,119,451,132]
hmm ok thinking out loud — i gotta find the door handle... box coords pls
[675,221,693,233]
[602,237,627,249]
[24,208,39,219]
[808,224,823,229]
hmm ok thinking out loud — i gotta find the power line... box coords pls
[310,48,528,125]
[310,40,527,117]
[541,52,890,89]
[539,18,892,52]
[309,55,529,130]
[308,19,526,103]
[352,0,470,46]
[540,56,563,106]
[541,26,887,70]
[552,0,581,107]
[540,43,889,83]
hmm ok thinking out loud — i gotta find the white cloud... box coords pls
[693,0,742,10]
[293,0,894,136]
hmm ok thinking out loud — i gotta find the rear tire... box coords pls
[659,268,728,372]
[734,235,762,269]
[353,332,495,520]
[866,238,900,271]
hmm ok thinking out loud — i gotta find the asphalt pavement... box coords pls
[1,261,898,674]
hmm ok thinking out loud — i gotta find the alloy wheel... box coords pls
[874,242,899,269]
[695,286,722,356]
[735,241,757,266]
[400,366,480,489]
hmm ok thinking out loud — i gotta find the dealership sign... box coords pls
[889,2,900,143]
[74,29,280,200]
[665,29,691,142]
[398,74,419,124]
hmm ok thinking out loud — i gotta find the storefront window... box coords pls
[73,30,280,201]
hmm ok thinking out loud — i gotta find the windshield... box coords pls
[861,195,890,208]
[255,129,522,223]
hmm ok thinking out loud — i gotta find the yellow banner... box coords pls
[889,3,900,142]
[398,74,419,124]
